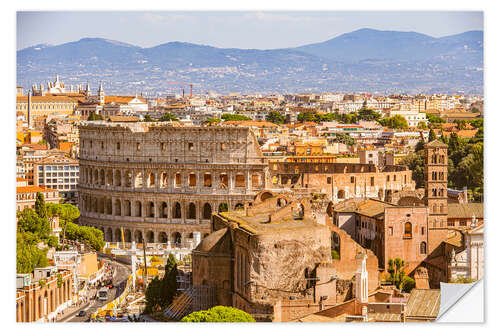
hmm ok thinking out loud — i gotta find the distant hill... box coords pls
[16,29,483,95]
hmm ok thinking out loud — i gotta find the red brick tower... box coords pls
[424,140,448,253]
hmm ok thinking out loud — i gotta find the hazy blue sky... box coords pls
[17,11,483,50]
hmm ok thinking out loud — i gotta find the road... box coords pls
[61,259,131,322]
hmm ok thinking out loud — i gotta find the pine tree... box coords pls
[428,128,437,142]
[34,192,47,219]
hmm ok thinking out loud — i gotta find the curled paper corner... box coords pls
[436,279,483,322]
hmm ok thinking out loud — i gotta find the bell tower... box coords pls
[424,140,449,254]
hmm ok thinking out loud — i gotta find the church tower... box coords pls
[98,81,105,105]
[85,82,91,98]
[424,140,449,253]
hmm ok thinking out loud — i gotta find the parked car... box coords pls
[77,310,86,317]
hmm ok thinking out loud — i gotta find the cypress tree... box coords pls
[34,192,47,219]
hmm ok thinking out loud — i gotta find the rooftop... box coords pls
[405,289,441,319]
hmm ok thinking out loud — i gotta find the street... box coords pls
[59,259,131,322]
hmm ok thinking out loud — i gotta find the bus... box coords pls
[98,287,108,301]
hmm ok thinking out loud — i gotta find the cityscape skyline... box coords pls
[17,11,483,50]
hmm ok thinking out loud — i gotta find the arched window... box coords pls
[420,242,427,255]
[218,202,228,212]
[173,202,182,219]
[188,203,196,219]
[203,203,212,220]
[337,189,345,199]
[404,222,412,238]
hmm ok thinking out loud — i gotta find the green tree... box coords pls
[204,118,221,125]
[297,112,317,123]
[471,107,480,113]
[426,113,445,126]
[428,128,437,142]
[159,112,179,122]
[16,232,49,274]
[181,306,255,322]
[34,192,47,219]
[357,108,381,122]
[144,254,178,314]
[334,133,356,146]
[400,151,425,188]
[143,115,155,122]
[415,140,425,152]
[265,111,286,124]
[221,114,251,121]
[88,111,104,121]
[400,276,416,293]
[17,208,51,239]
[379,115,409,129]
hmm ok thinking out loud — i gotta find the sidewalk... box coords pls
[56,300,91,322]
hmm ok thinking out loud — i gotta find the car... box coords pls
[77,310,86,317]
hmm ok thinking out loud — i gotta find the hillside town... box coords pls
[16,75,483,323]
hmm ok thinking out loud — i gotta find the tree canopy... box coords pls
[181,306,255,322]
[379,115,409,129]
[334,133,356,146]
[265,111,286,124]
[144,253,179,314]
[221,113,251,121]
[159,112,179,122]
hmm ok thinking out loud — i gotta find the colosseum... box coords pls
[77,122,268,247]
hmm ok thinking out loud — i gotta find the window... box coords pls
[221,143,227,151]
[327,177,331,184]
[420,242,427,255]
[386,175,390,182]
[389,227,393,236]
[188,142,194,151]
[421,227,425,235]
[393,175,396,181]
[204,173,212,187]
[404,222,412,238]
[370,177,374,186]
[189,173,196,187]
[117,142,120,150]
[350,176,355,183]
[136,142,141,151]
[460,220,467,227]
[161,142,166,151]
[447,221,455,227]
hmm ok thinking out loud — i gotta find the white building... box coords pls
[388,109,428,128]
[449,218,484,281]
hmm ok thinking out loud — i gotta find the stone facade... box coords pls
[77,122,267,248]
[269,161,414,203]
[16,270,74,322]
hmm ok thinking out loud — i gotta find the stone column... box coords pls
[111,198,116,216]
[229,170,234,192]
[247,170,252,193]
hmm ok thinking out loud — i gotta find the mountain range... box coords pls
[17,28,483,95]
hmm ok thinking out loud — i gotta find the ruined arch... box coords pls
[106,228,113,242]
[134,230,143,243]
[420,241,427,255]
[202,203,212,220]
[187,202,197,219]
[173,202,182,219]
[158,232,168,243]
[172,232,182,246]
[114,169,121,186]
[160,202,168,218]
[218,202,228,213]
[134,201,142,217]
[146,230,155,243]
[331,231,341,259]
[234,202,244,210]
[124,229,132,242]
[115,229,122,242]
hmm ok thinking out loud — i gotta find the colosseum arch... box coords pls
[160,172,168,188]
[218,202,228,212]
[134,230,143,243]
[114,229,122,242]
[124,229,132,242]
[134,201,142,217]
[99,169,105,186]
[106,228,113,242]
[173,202,182,219]
[124,170,133,188]
[187,203,196,219]
[134,171,143,188]
[146,230,155,243]
[234,202,244,210]
[172,232,182,246]
[146,201,155,218]
[106,169,113,186]
[147,172,155,188]
[202,203,212,220]
[114,170,122,186]
[158,232,168,243]
[255,191,273,202]
[93,169,99,185]
[124,200,131,216]
[98,198,105,214]
[105,199,112,215]
[160,202,168,218]
[114,199,121,216]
